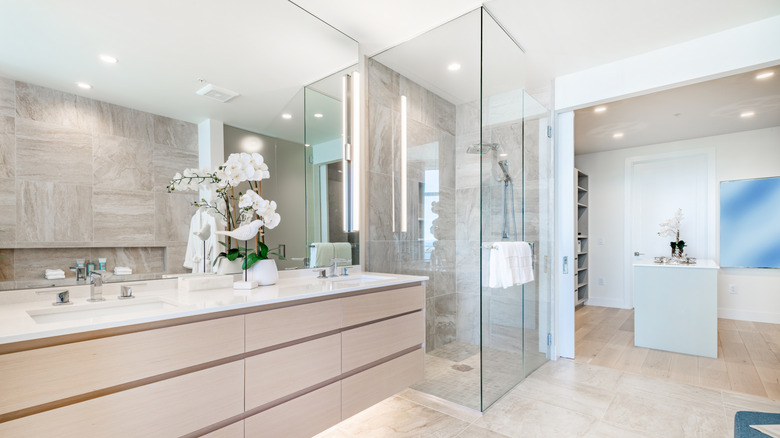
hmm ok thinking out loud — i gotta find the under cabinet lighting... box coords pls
[76,82,92,89]
[756,71,774,80]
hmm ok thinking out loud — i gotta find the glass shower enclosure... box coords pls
[365,8,554,412]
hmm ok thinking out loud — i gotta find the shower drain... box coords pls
[451,364,473,372]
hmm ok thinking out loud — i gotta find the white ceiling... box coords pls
[574,65,780,154]
[1,0,779,145]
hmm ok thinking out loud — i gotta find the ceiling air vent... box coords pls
[196,83,239,103]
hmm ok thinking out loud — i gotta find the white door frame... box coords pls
[622,148,717,309]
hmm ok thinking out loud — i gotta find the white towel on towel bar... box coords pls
[488,241,534,289]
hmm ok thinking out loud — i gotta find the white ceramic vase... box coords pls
[215,257,243,275]
[250,259,278,286]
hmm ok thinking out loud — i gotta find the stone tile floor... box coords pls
[316,359,780,437]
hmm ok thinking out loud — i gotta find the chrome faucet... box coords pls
[70,265,87,282]
[328,258,348,278]
[88,271,106,302]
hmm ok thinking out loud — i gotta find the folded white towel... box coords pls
[45,274,66,280]
[114,267,132,275]
[488,241,534,289]
[45,269,65,275]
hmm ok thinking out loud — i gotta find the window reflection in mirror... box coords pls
[305,66,360,268]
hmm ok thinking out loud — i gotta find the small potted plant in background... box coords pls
[658,208,685,261]
[168,152,283,284]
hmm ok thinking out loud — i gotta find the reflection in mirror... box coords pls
[305,66,360,268]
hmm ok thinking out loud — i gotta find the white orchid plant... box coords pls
[658,208,685,256]
[167,152,282,269]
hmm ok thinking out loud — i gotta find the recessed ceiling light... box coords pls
[613,132,624,139]
[76,82,92,89]
[314,113,323,118]
[99,54,118,64]
[304,144,310,147]
[281,113,292,120]
[740,111,755,118]
[594,106,607,113]
[447,63,461,72]
[756,71,774,80]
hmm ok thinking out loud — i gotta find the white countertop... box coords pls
[0,269,427,345]
[633,259,719,269]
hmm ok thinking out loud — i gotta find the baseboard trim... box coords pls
[582,297,628,309]
[718,308,780,324]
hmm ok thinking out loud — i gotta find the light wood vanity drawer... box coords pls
[0,315,244,416]
[245,299,342,351]
[245,334,341,410]
[201,420,244,438]
[244,382,341,438]
[342,348,424,419]
[342,310,424,372]
[342,285,424,326]
[0,361,245,438]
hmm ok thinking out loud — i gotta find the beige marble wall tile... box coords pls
[0,178,15,243]
[434,293,457,348]
[93,101,154,143]
[15,82,94,131]
[165,243,189,274]
[18,181,92,242]
[425,297,435,352]
[153,115,197,152]
[153,146,199,193]
[367,101,396,176]
[0,249,13,281]
[434,94,456,136]
[90,247,165,274]
[92,189,154,242]
[0,77,14,117]
[0,116,14,179]
[93,135,154,192]
[15,118,92,185]
[367,59,400,112]
[13,247,88,281]
[437,131,456,190]
[154,192,198,243]
[367,171,396,241]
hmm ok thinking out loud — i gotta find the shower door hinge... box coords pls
[547,125,552,138]
[547,333,552,346]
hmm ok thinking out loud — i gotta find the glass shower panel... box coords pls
[368,9,482,411]
[479,9,548,410]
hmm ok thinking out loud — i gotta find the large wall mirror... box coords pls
[0,3,357,290]
[304,66,360,268]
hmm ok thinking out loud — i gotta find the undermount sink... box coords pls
[27,296,181,324]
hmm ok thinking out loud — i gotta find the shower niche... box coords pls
[365,8,555,412]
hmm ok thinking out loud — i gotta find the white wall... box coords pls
[555,15,780,111]
[576,126,780,323]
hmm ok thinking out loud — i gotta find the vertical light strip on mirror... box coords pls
[342,74,351,232]
[401,95,408,233]
[342,72,360,233]
[351,71,361,232]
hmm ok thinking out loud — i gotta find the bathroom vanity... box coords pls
[633,260,719,358]
[0,270,426,437]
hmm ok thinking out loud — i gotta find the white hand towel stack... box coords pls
[113,267,132,275]
[488,242,534,289]
[44,269,65,280]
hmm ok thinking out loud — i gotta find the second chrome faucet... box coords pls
[88,271,106,302]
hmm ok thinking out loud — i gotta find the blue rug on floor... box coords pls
[735,411,780,437]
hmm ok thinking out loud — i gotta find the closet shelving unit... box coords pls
[575,168,589,307]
